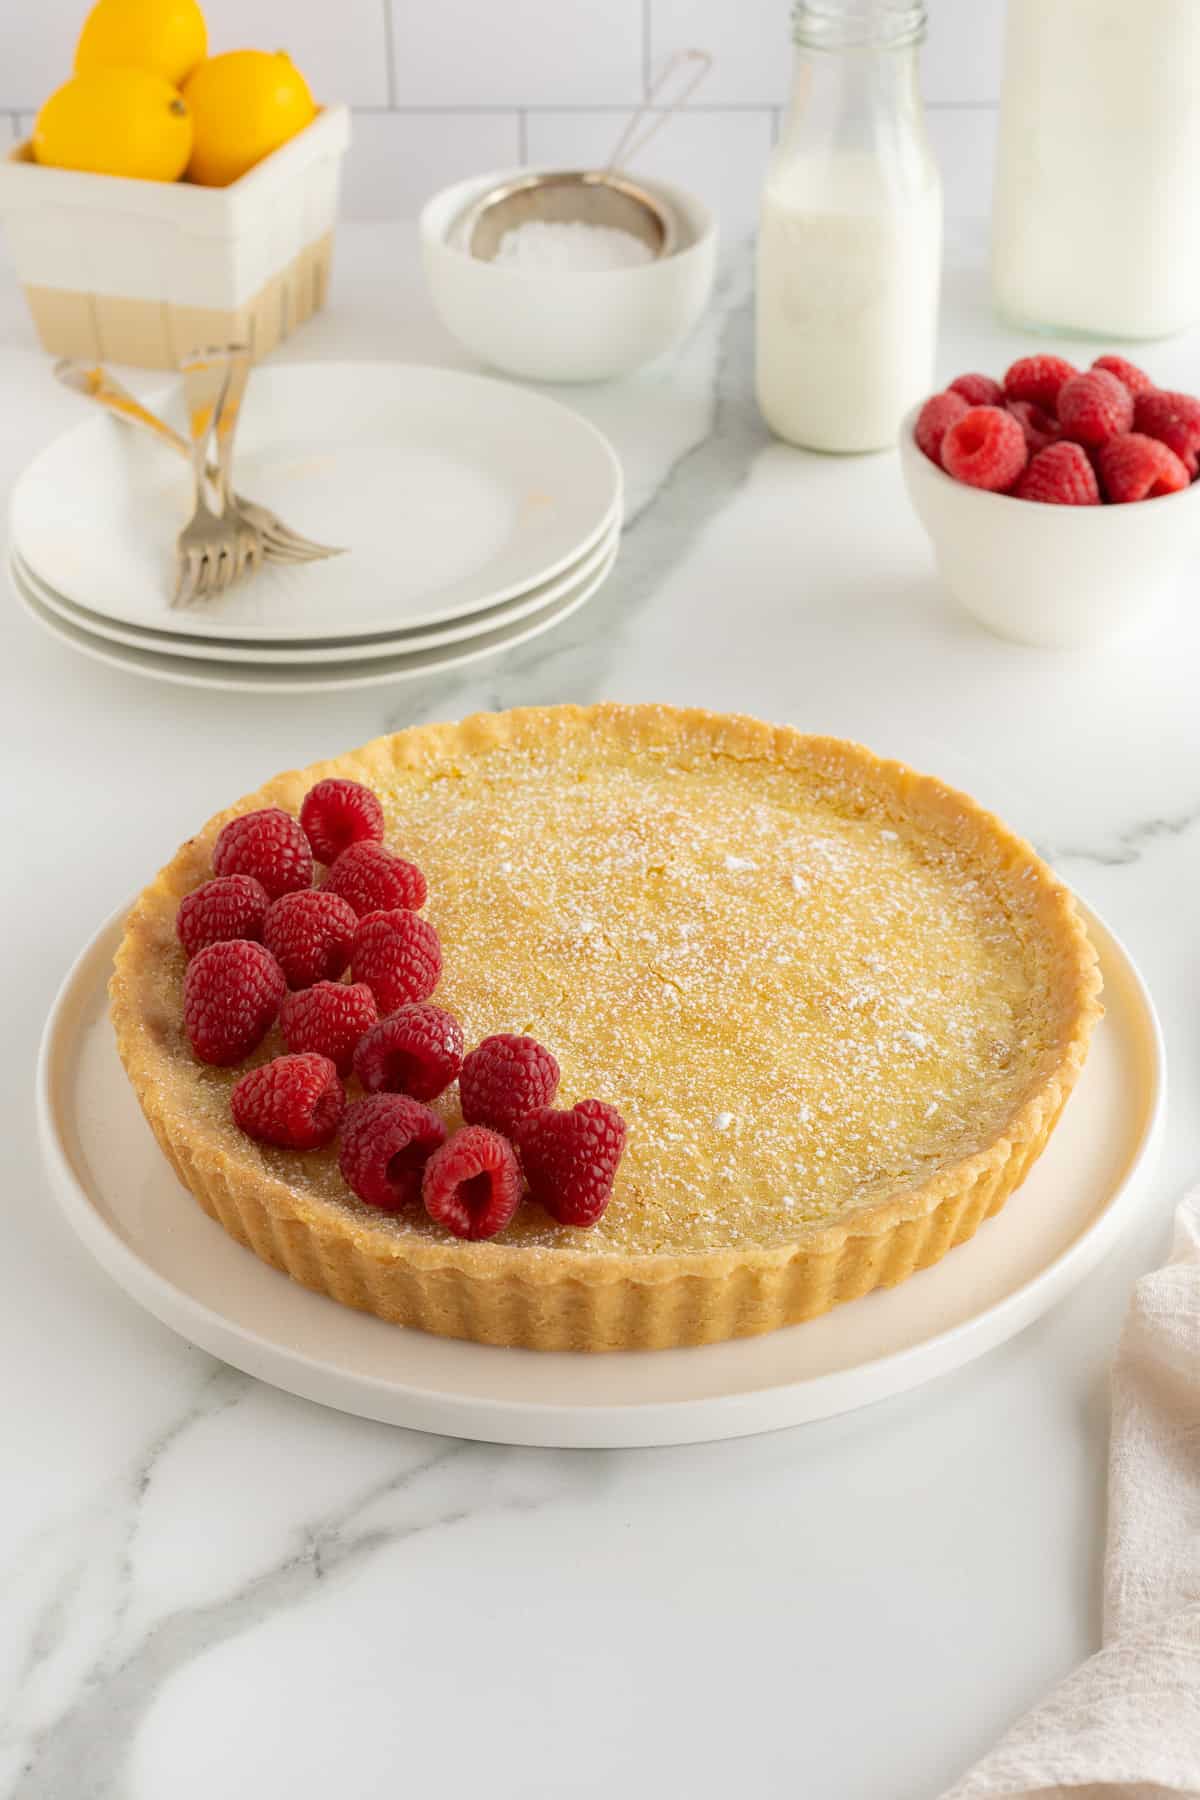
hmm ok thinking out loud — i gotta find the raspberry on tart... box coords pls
[279,981,378,1075]
[183,938,287,1066]
[339,1093,447,1212]
[321,840,427,917]
[300,778,385,865]
[262,888,357,989]
[351,909,442,1012]
[514,1099,628,1228]
[231,1053,344,1150]
[177,874,270,958]
[422,1126,524,1241]
[352,1004,464,1101]
[459,1033,560,1135]
[212,807,313,899]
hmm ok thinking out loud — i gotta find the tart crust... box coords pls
[110,705,1103,1352]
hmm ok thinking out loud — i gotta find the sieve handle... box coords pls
[606,48,713,172]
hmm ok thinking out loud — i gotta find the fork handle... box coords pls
[53,360,193,459]
[213,348,252,512]
[179,353,231,511]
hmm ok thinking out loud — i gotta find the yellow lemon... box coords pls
[75,0,207,87]
[183,50,316,187]
[33,68,192,182]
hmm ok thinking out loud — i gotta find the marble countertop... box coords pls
[4,221,1199,1800]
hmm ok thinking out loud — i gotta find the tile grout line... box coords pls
[642,0,652,93]
[345,101,998,118]
[380,0,397,108]
[0,100,995,127]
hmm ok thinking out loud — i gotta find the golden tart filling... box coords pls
[111,705,1102,1350]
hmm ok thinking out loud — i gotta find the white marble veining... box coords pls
[3,221,1200,1799]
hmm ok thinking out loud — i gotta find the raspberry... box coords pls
[321,841,427,917]
[339,1093,447,1211]
[1092,354,1155,397]
[353,1003,463,1101]
[212,807,313,900]
[300,778,385,865]
[422,1126,523,1241]
[230,1053,344,1150]
[914,390,967,465]
[279,980,377,1075]
[948,372,1003,406]
[1132,390,1200,477]
[1002,354,1077,413]
[183,938,287,1066]
[176,874,269,958]
[1097,433,1191,503]
[351,909,442,1012]
[514,1099,627,1229]
[459,1033,560,1135]
[941,406,1027,492]
[1057,369,1134,449]
[262,888,357,989]
[1014,441,1100,506]
[1006,400,1060,458]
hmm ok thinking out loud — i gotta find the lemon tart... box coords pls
[110,704,1102,1351]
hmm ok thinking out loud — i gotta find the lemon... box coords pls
[33,68,192,182]
[183,50,316,187]
[75,0,207,87]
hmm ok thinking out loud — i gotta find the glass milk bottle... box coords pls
[992,0,1200,339]
[756,0,942,453]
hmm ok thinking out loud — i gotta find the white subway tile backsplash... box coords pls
[525,107,774,244]
[649,0,791,107]
[201,0,392,108]
[650,0,1006,110]
[339,109,520,219]
[390,0,644,108]
[0,0,76,110]
[0,0,1004,219]
[0,0,390,110]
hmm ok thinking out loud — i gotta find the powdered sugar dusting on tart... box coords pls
[117,725,1081,1259]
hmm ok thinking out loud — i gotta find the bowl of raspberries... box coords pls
[900,353,1200,648]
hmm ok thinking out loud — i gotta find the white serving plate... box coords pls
[38,903,1163,1449]
[11,362,621,640]
[13,515,618,664]
[10,535,616,694]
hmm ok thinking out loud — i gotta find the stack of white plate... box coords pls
[8,363,621,694]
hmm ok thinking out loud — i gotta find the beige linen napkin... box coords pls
[943,1190,1200,1799]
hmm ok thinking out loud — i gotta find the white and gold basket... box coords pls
[0,104,349,368]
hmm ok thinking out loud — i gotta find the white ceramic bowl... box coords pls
[420,168,717,383]
[899,404,1200,649]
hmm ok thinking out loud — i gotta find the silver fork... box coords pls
[53,359,344,563]
[208,346,264,585]
[175,351,259,606]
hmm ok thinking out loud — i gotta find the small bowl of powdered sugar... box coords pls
[420,167,717,383]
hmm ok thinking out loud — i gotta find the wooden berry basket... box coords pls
[0,105,349,369]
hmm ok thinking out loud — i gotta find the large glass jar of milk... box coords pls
[992,0,1200,339]
[756,0,941,453]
